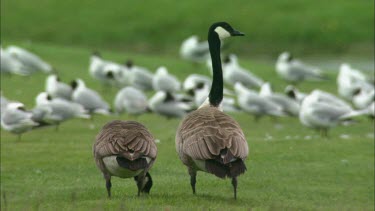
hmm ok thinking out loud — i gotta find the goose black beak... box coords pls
[232,30,245,36]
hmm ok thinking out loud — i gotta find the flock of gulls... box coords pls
[1,22,374,199]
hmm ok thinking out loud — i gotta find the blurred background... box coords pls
[1,0,374,60]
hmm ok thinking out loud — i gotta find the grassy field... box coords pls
[1,0,374,56]
[1,41,374,210]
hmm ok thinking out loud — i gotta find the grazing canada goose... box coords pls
[45,74,73,100]
[152,66,181,93]
[71,79,111,115]
[276,52,326,84]
[222,54,264,88]
[5,45,53,74]
[93,120,157,197]
[114,86,148,115]
[1,102,39,140]
[175,22,248,199]
[180,35,210,63]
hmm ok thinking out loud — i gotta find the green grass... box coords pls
[1,42,374,210]
[1,0,374,55]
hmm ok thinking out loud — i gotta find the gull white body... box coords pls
[152,66,181,93]
[148,91,192,118]
[45,75,72,100]
[1,102,39,134]
[71,79,111,115]
[223,54,264,88]
[180,35,210,63]
[276,52,323,83]
[114,86,148,115]
[234,83,284,118]
[6,45,53,74]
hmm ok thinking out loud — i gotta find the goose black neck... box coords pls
[208,31,223,107]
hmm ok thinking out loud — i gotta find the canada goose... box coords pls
[175,22,248,199]
[93,120,157,197]
[180,35,210,63]
[152,66,181,93]
[71,79,111,115]
[222,54,264,88]
[114,87,148,115]
[234,82,285,120]
[34,92,90,129]
[299,91,368,137]
[1,102,39,140]
[5,45,53,74]
[259,82,300,116]
[45,74,73,100]
[0,47,29,76]
[337,63,372,100]
[276,52,326,84]
[120,60,154,91]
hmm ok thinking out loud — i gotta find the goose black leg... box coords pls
[232,177,237,200]
[188,168,197,194]
[105,175,112,198]
[134,174,145,196]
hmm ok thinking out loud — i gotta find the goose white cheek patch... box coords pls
[214,26,231,40]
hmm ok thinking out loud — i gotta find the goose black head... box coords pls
[70,80,78,90]
[210,22,245,40]
[47,94,52,101]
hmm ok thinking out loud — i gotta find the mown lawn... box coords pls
[1,0,374,55]
[1,42,374,210]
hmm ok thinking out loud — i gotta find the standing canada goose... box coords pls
[93,120,157,197]
[175,22,248,199]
